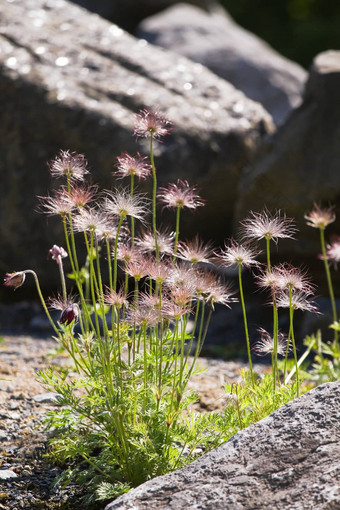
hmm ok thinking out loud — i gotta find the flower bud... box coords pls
[48,245,68,263]
[3,271,26,290]
[59,304,79,325]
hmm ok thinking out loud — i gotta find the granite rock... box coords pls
[0,0,273,291]
[235,50,340,254]
[106,381,340,510]
[138,3,307,126]
[70,0,217,32]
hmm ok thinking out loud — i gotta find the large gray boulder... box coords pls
[235,50,340,253]
[0,0,273,291]
[106,381,340,509]
[137,3,307,126]
[70,0,217,31]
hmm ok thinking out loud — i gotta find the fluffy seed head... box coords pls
[104,287,128,309]
[116,244,140,265]
[177,236,214,265]
[158,180,205,210]
[305,204,336,230]
[38,191,74,217]
[217,239,260,268]
[326,237,340,267]
[162,300,192,320]
[127,304,160,327]
[136,229,174,256]
[145,258,172,283]
[114,152,151,180]
[73,208,113,234]
[64,184,98,209]
[104,190,148,221]
[241,209,296,243]
[275,290,318,313]
[255,267,283,291]
[201,275,237,309]
[48,150,89,181]
[275,264,315,294]
[134,108,173,140]
[165,263,197,292]
[124,256,149,281]
[253,328,288,357]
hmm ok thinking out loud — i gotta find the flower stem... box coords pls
[24,270,59,335]
[149,135,159,260]
[288,298,299,396]
[173,206,181,263]
[319,228,338,345]
[130,173,135,247]
[238,264,254,386]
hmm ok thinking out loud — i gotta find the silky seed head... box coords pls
[305,204,336,230]
[241,208,296,243]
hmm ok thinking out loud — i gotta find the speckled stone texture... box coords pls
[0,0,273,290]
[105,381,340,510]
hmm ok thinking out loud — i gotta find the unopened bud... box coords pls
[59,304,79,325]
[3,271,26,291]
[48,245,68,263]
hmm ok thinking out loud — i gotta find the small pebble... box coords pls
[0,469,17,480]
[33,392,62,404]
[8,412,21,421]
[0,431,8,441]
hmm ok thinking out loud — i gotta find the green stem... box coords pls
[62,218,91,332]
[86,232,101,338]
[106,238,113,292]
[24,270,59,335]
[113,216,125,292]
[173,206,181,263]
[319,228,338,345]
[289,303,299,396]
[238,264,254,386]
[285,340,313,384]
[150,135,159,260]
[266,237,271,272]
[272,294,279,391]
[130,173,135,246]
[57,256,67,302]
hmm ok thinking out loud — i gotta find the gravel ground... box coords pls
[0,334,267,509]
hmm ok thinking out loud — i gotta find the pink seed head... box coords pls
[114,152,151,180]
[133,108,173,140]
[305,204,336,230]
[241,208,296,243]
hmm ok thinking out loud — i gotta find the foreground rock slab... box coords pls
[0,0,272,289]
[106,381,340,509]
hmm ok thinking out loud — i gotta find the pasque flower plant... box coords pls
[4,110,339,505]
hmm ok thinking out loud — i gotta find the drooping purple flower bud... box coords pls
[3,271,26,291]
[59,304,79,325]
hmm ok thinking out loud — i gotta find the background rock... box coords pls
[70,0,218,32]
[106,381,340,510]
[0,0,273,293]
[235,50,340,255]
[137,3,307,126]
